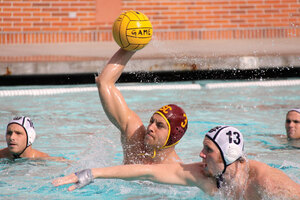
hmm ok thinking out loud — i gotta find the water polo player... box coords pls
[142,104,188,159]
[53,125,300,199]
[285,108,300,139]
[95,48,188,164]
[0,116,50,159]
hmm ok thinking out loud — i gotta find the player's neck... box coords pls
[18,146,34,158]
[222,160,249,198]
[153,147,181,164]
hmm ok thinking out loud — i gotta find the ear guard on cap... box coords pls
[225,143,242,164]
[7,116,36,147]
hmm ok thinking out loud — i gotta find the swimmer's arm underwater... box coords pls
[0,147,70,163]
[52,163,216,194]
[33,156,71,163]
[22,149,70,163]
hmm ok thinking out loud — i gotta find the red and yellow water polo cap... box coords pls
[155,104,188,149]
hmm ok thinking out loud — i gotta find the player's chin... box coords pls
[8,145,18,151]
[144,134,153,142]
[288,133,300,139]
[287,131,295,138]
[144,138,157,148]
[144,138,153,146]
[203,167,213,176]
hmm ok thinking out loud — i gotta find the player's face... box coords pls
[285,111,300,139]
[145,114,169,148]
[199,137,224,176]
[6,124,27,154]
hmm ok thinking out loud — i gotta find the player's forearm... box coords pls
[98,48,135,84]
[91,164,187,186]
[52,164,191,191]
[91,164,153,181]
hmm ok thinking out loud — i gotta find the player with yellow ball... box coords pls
[91,11,187,165]
[112,10,153,51]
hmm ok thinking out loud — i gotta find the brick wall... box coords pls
[1,0,299,44]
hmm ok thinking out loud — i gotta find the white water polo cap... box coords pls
[7,116,36,147]
[288,108,300,114]
[205,125,244,168]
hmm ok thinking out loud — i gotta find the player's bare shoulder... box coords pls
[0,148,10,158]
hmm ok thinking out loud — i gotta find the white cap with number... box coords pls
[205,125,244,167]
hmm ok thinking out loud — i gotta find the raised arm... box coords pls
[52,163,217,194]
[95,48,143,135]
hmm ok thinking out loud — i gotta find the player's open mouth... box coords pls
[146,132,155,139]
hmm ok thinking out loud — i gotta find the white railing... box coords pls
[1,80,300,97]
[0,84,201,97]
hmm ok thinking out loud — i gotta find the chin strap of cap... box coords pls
[138,147,157,159]
[12,144,30,159]
[216,173,224,189]
[12,147,27,159]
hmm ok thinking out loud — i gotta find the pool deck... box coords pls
[0,38,300,75]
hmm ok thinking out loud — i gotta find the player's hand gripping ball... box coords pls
[112,10,153,51]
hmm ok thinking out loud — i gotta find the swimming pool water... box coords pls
[0,79,300,199]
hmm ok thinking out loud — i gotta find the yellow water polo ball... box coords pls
[112,10,153,51]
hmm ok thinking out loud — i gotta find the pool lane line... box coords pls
[0,84,201,97]
[1,79,300,97]
[0,87,97,96]
[117,84,201,91]
[205,79,300,89]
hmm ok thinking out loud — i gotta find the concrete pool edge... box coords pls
[1,38,300,76]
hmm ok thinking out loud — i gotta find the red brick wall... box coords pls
[1,0,299,44]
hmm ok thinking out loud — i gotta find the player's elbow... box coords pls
[96,75,113,92]
[95,74,106,87]
[139,168,157,181]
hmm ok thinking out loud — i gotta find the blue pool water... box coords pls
[0,79,300,199]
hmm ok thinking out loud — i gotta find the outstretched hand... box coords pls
[52,169,95,191]
[52,173,79,191]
